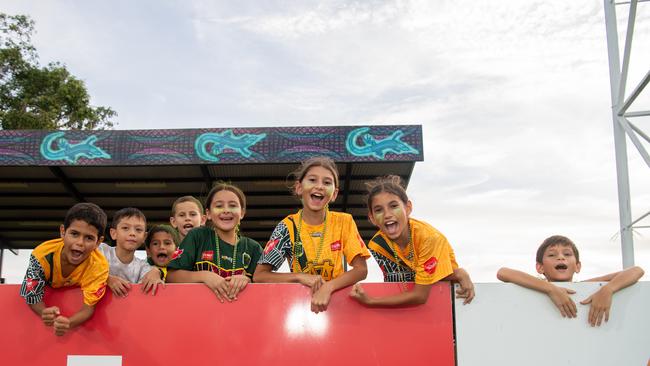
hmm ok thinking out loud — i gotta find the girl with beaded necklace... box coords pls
[166,182,263,303]
[349,175,475,306]
[254,156,370,313]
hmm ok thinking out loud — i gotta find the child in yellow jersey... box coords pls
[19,203,109,336]
[350,175,475,307]
[254,156,370,313]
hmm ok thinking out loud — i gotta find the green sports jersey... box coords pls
[167,226,262,279]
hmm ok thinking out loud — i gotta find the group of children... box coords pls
[19,156,644,336]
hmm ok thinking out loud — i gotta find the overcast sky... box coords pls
[2,0,650,284]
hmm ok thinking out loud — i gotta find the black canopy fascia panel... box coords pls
[0,125,423,166]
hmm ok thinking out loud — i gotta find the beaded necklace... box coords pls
[214,229,239,276]
[293,208,328,271]
[387,223,414,284]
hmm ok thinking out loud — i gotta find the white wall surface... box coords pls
[454,282,650,366]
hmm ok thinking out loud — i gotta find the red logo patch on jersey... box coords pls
[264,239,279,254]
[201,251,214,261]
[330,240,342,251]
[424,257,438,274]
[357,234,366,248]
[25,278,39,293]
[171,248,184,260]
[95,284,107,298]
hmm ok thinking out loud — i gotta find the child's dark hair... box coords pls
[111,207,147,228]
[365,175,409,209]
[536,235,580,264]
[146,224,180,248]
[289,156,340,193]
[171,195,204,216]
[64,203,107,237]
[204,182,247,215]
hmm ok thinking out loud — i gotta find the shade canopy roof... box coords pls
[0,125,423,250]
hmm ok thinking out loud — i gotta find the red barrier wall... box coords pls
[0,282,454,366]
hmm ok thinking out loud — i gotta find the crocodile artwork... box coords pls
[39,132,111,164]
[345,127,419,159]
[1,126,422,166]
[194,129,267,162]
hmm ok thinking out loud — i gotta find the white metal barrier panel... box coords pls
[454,282,650,366]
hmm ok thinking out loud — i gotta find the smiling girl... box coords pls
[166,183,262,302]
[254,156,370,313]
[350,175,475,307]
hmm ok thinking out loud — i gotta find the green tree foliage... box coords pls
[0,13,116,130]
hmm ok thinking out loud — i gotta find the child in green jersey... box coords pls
[166,183,263,303]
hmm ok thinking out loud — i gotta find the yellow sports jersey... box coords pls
[20,238,109,306]
[260,211,370,281]
[368,218,458,285]
[146,257,169,282]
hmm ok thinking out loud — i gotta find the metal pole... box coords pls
[624,110,650,117]
[630,210,650,227]
[618,69,650,115]
[629,121,650,143]
[618,116,650,168]
[616,0,637,106]
[604,0,635,267]
[615,0,650,4]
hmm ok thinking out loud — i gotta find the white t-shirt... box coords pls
[98,243,153,283]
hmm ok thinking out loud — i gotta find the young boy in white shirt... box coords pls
[99,207,164,297]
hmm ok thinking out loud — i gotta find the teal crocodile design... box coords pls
[40,132,111,163]
[346,127,419,159]
[194,130,267,162]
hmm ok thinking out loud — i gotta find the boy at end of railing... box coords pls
[497,235,644,327]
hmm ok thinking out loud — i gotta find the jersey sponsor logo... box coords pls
[201,251,214,261]
[424,256,438,274]
[24,278,39,294]
[303,259,335,281]
[330,240,342,251]
[95,284,107,298]
[264,239,279,254]
[172,248,184,260]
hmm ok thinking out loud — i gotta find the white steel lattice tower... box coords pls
[604,0,650,267]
